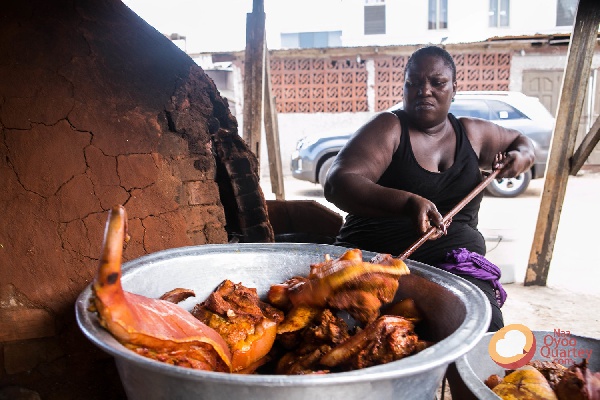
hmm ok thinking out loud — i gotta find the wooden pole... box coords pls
[524,0,600,286]
[242,0,266,159]
[263,50,285,200]
[570,115,600,175]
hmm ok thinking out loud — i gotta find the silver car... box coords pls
[291,91,555,197]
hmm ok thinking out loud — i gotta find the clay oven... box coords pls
[0,0,273,397]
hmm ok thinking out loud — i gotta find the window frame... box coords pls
[428,0,448,30]
[281,31,342,49]
[364,1,386,35]
[556,0,577,26]
[489,0,510,28]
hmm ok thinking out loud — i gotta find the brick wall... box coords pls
[268,51,511,114]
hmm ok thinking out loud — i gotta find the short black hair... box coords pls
[405,46,456,82]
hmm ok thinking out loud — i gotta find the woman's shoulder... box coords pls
[388,108,407,122]
[350,110,402,151]
[453,115,499,137]
[363,110,403,132]
[453,115,498,129]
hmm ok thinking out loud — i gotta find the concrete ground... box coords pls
[261,168,600,338]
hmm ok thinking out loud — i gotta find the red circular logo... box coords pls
[488,324,536,369]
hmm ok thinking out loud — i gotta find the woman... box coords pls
[324,45,535,332]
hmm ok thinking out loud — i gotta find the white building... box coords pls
[262,0,578,50]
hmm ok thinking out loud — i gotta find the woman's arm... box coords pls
[324,112,446,235]
[461,117,535,177]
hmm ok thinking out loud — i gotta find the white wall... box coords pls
[265,0,347,48]
[311,0,573,48]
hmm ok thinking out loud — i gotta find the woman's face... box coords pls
[403,54,457,127]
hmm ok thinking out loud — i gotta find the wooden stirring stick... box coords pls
[398,156,508,261]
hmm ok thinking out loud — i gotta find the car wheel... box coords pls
[485,169,532,198]
[318,156,335,189]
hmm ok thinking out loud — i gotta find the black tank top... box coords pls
[334,110,486,266]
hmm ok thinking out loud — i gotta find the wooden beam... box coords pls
[242,0,266,159]
[263,50,285,200]
[570,114,600,174]
[524,0,600,286]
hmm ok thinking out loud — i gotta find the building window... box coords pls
[428,0,448,30]
[556,0,577,26]
[489,0,510,27]
[281,31,342,49]
[364,0,386,35]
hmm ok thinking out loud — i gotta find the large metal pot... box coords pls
[76,243,491,400]
[455,330,600,399]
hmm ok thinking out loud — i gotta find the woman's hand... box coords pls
[494,149,533,179]
[408,195,448,238]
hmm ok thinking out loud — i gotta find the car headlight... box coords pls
[295,138,307,150]
[296,137,318,150]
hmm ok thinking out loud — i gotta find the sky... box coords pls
[122,0,347,54]
[122,0,253,53]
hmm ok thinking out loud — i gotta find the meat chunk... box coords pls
[492,366,559,399]
[192,279,284,373]
[90,205,232,373]
[485,374,504,390]
[275,309,350,375]
[267,276,309,312]
[159,288,196,304]
[488,359,600,400]
[526,360,568,390]
[286,249,410,325]
[554,359,600,400]
[320,315,425,370]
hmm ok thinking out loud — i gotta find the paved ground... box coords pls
[261,169,600,338]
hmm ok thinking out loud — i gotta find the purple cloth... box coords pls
[438,248,507,308]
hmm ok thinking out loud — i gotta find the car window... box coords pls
[487,100,527,120]
[449,99,491,119]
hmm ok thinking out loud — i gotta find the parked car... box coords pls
[291,91,555,197]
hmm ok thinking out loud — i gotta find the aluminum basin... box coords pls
[456,330,600,399]
[76,243,491,400]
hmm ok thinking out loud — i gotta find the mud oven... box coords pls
[0,1,274,398]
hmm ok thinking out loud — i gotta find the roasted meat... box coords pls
[526,360,568,391]
[159,288,196,304]
[90,206,430,375]
[285,249,410,325]
[488,359,600,400]
[277,304,322,335]
[267,276,309,312]
[192,279,285,373]
[554,359,600,400]
[383,298,423,324]
[492,366,559,400]
[320,315,426,370]
[89,205,231,372]
[275,308,350,375]
[485,374,504,390]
